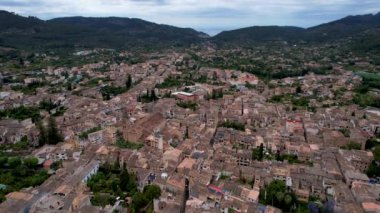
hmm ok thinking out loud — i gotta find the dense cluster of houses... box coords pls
[0,50,379,213]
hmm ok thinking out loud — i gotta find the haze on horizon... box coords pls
[1,0,379,35]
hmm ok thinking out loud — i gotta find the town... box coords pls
[0,40,379,213]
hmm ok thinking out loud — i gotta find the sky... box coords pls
[1,0,379,35]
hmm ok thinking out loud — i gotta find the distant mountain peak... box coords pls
[213,12,380,44]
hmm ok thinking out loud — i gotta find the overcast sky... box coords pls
[1,0,379,35]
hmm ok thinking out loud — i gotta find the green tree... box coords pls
[0,156,8,168]
[13,135,29,150]
[37,120,47,147]
[296,86,302,94]
[260,180,286,205]
[284,194,293,205]
[13,165,28,177]
[126,75,132,89]
[373,146,380,161]
[24,157,39,169]
[275,191,284,202]
[367,161,380,177]
[143,184,161,201]
[276,150,281,161]
[259,143,264,161]
[47,116,63,145]
[127,174,138,195]
[184,126,189,139]
[51,161,62,170]
[8,157,22,168]
[111,179,119,192]
[132,192,148,212]
[259,180,296,211]
[39,98,56,112]
[113,158,120,170]
[365,138,379,150]
[104,93,111,100]
[119,168,130,191]
[150,90,157,101]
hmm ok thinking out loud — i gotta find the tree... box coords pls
[275,191,285,202]
[296,86,302,94]
[184,126,189,139]
[259,143,264,160]
[365,138,379,150]
[51,161,62,170]
[39,98,56,112]
[373,146,380,162]
[276,150,281,161]
[13,165,28,177]
[143,184,161,201]
[113,158,120,170]
[126,174,138,195]
[259,180,296,211]
[126,75,132,89]
[119,168,130,191]
[37,120,47,147]
[24,157,39,169]
[367,161,380,177]
[111,179,119,192]
[132,192,148,211]
[284,194,293,205]
[47,116,63,145]
[0,156,8,168]
[150,90,157,101]
[8,157,22,168]
[252,148,263,161]
[104,93,111,100]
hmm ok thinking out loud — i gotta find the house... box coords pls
[207,184,224,202]
[54,185,73,197]
[350,181,380,210]
[362,202,380,213]
[286,119,303,133]
[177,158,196,175]
[339,149,374,173]
[240,187,260,203]
[145,132,168,151]
[71,193,91,211]
[82,160,100,183]
[172,91,198,102]
[166,174,185,196]
[163,148,183,168]
[344,170,369,186]
[87,130,104,143]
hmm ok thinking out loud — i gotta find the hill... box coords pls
[213,12,380,44]
[0,11,208,51]
[307,13,380,41]
[212,26,306,45]
[0,10,379,51]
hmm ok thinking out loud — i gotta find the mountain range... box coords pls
[0,10,379,51]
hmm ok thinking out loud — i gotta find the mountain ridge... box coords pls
[213,12,380,44]
[0,10,379,50]
[0,10,208,50]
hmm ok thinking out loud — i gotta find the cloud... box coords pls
[0,0,379,35]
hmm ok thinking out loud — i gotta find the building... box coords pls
[172,91,198,102]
